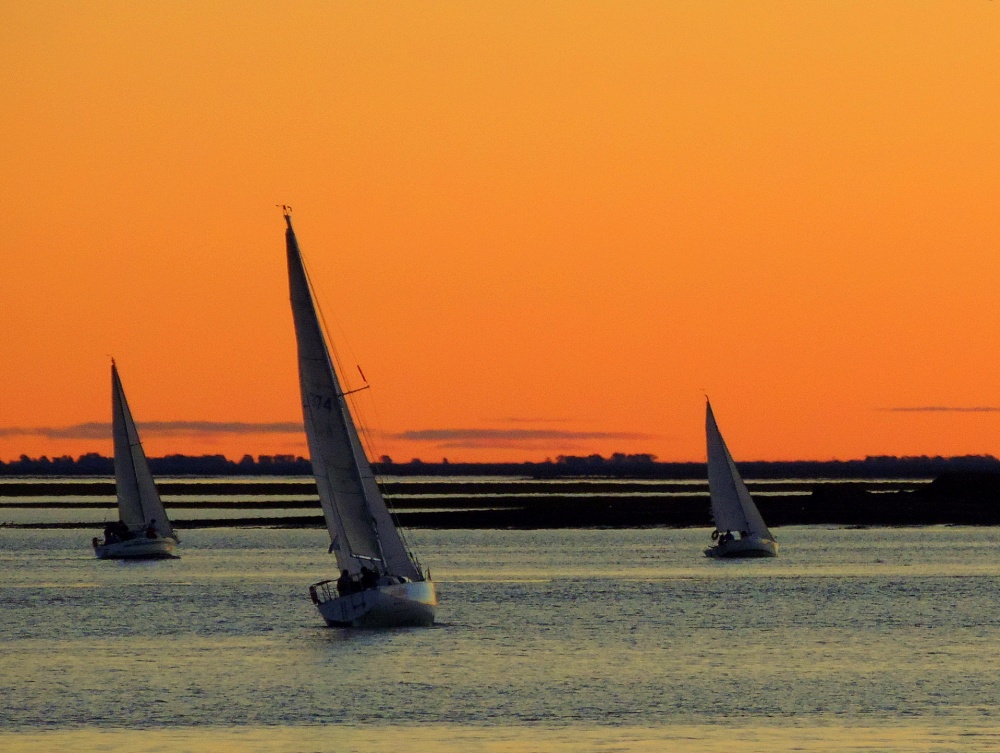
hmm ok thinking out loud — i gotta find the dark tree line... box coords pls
[0,453,312,476]
[2,451,998,479]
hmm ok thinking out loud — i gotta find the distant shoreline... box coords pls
[3,472,999,529]
[2,452,1000,479]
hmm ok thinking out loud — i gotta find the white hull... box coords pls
[95,537,178,560]
[705,536,778,559]
[311,579,437,628]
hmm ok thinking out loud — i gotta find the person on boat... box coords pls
[145,520,158,538]
[114,520,132,541]
[720,530,734,544]
[739,530,750,539]
[103,523,118,544]
[360,566,378,591]
[336,569,352,597]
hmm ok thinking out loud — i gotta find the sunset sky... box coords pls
[2,1,998,464]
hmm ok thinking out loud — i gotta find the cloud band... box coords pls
[0,421,303,439]
[887,407,1000,413]
[390,427,652,449]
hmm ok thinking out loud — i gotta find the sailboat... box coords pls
[282,208,436,628]
[704,399,777,558]
[93,361,178,559]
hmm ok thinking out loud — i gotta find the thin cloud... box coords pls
[0,421,303,439]
[0,423,111,440]
[886,407,1000,413]
[498,417,575,424]
[392,428,652,450]
[138,421,304,435]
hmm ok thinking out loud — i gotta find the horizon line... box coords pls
[2,451,998,466]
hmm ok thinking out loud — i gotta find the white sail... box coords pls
[284,213,421,581]
[111,362,173,538]
[705,400,772,540]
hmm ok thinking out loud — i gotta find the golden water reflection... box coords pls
[4,724,1000,753]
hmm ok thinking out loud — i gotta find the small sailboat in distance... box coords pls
[93,361,178,559]
[282,207,436,628]
[704,399,777,558]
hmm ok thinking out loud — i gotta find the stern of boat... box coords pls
[310,578,437,628]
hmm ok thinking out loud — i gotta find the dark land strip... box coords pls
[0,479,923,497]
[2,473,1000,529]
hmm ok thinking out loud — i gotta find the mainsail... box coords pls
[284,212,420,580]
[705,400,772,540]
[111,362,173,538]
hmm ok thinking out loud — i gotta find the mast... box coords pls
[283,208,420,580]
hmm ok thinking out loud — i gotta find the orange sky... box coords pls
[1,1,998,465]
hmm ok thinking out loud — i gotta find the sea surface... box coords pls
[3,524,1000,752]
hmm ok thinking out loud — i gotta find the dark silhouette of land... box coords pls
[3,450,999,479]
[3,452,1000,529]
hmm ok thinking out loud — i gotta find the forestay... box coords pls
[111,363,173,538]
[705,400,773,540]
[284,214,420,581]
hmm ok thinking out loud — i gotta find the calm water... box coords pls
[2,526,1000,752]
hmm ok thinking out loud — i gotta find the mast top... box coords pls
[279,204,293,230]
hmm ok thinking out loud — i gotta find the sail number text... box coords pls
[306,393,334,411]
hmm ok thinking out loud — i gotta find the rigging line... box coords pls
[362,397,421,563]
[304,259,390,496]
[338,385,370,398]
[318,312,388,485]
[306,270,395,511]
[342,273,402,504]
[296,242,370,464]
[345,392,420,567]
[327,335,385,489]
[297,242,389,479]
[293,234,356,399]
[294,226,416,561]
[285,211,370,417]
[347,363,386,471]
[330,378,417,565]
[307,260,367,401]
[296,242,395,566]
[346,370,414,552]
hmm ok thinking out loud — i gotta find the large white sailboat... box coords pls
[93,362,178,559]
[283,208,436,628]
[704,399,777,558]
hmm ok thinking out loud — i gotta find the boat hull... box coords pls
[313,579,437,628]
[705,536,778,558]
[94,537,178,559]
